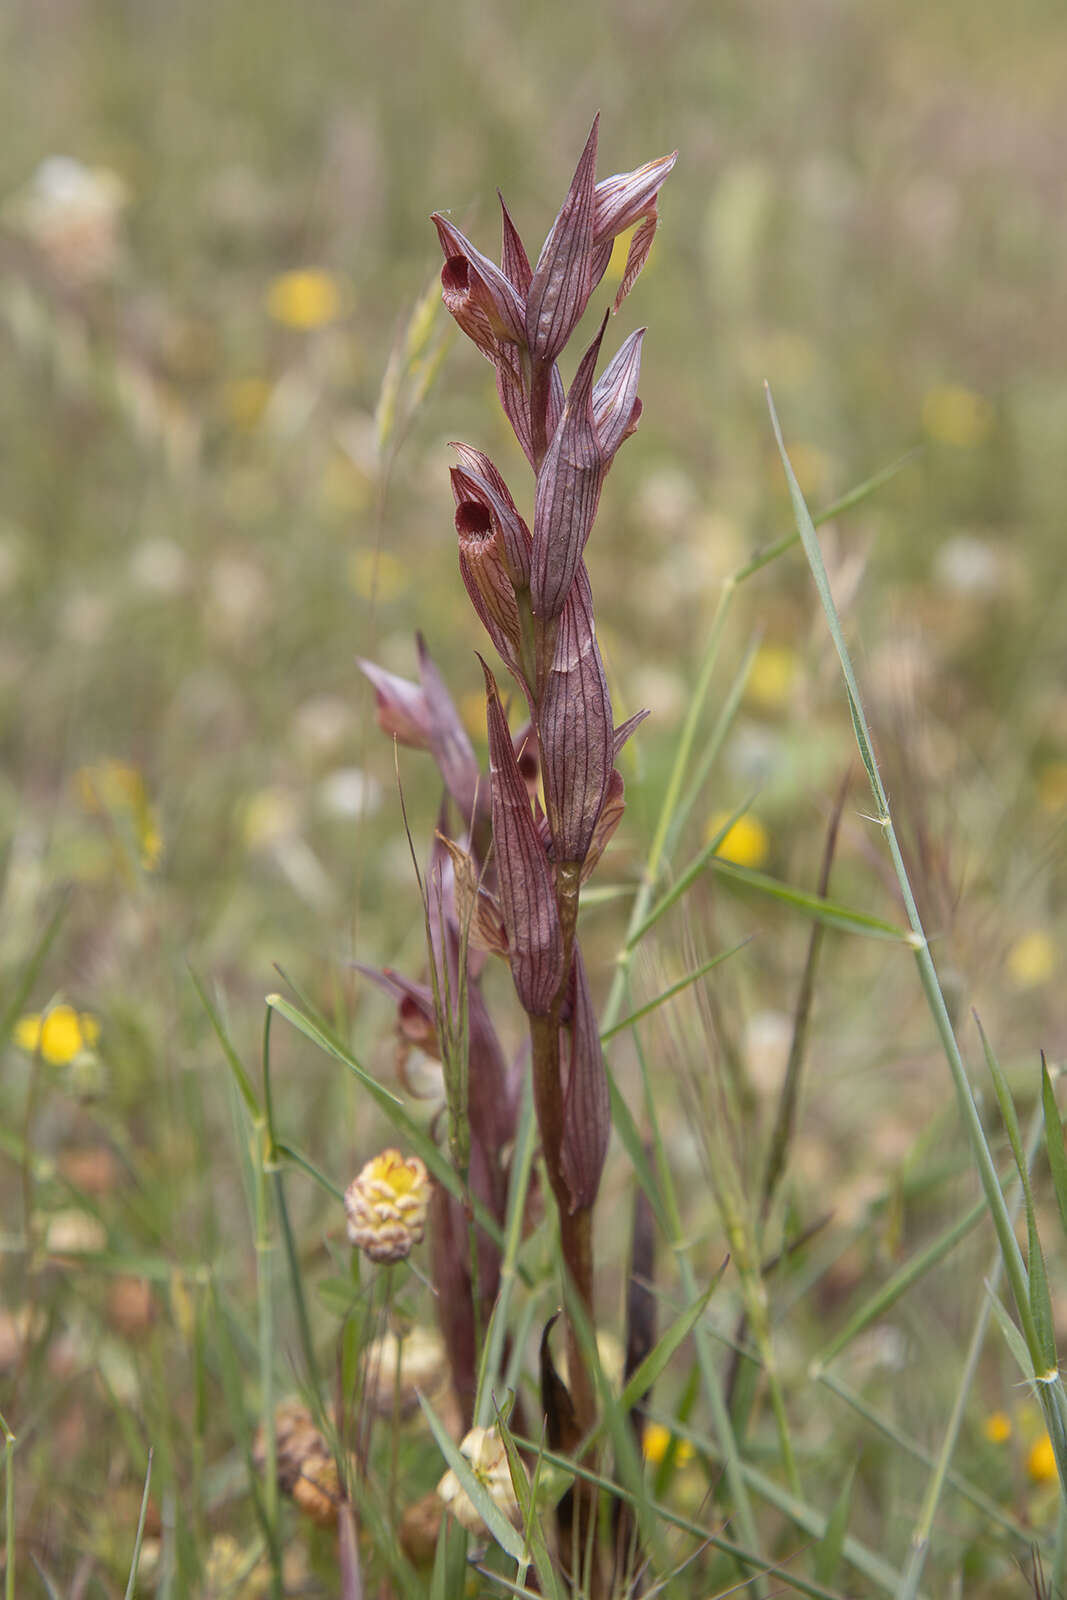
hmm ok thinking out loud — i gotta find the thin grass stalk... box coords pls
[475,1079,537,1427]
[1,1412,13,1600]
[623,1001,766,1594]
[896,1101,1046,1598]
[123,1450,155,1600]
[255,1009,282,1598]
[767,384,1067,1495]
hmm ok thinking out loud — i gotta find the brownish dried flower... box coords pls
[254,1399,341,1528]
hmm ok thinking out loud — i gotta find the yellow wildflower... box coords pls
[921,384,993,448]
[1028,1433,1057,1483]
[707,811,770,869]
[14,1005,100,1065]
[982,1410,1012,1444]
[345,1150,430,1264]
[266,269,344,330]
[642,1421,694,1467]
[437,1425,525,1535]
[1007,931,1055,989]
[745,644,798,713]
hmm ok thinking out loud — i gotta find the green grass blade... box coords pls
[978,1021,1057,1373]
[123,1448,155,1600]
[811,1192,989,1374]
[475,1078,537,1427]
[1043,1061,1067,1238]
[191,969,260,1118]
[493,1405,564,1600]
[711,858,909,939]
[733,449,920,584]
[267,993,506,1251]
[614,1265,727,1423]
[766,383,1046,1445]
[419,1392,526,1564]
[814,1464,854,1588]
[600,942,750,1043]
[1,1412,14,1600]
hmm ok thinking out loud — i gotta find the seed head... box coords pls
[345,1149,430,1264]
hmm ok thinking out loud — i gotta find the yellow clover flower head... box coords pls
[1028,1433,1057,1484]
[14,1004,100,1066]
[706,810,770,869]
[982,1410,1012,1445]
[266,268,344,330]
[344,1149,430,1264]
[437,1425,524,1534]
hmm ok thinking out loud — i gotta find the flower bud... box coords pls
[531,319,609,622]
[481,660,564,1016]
[538,569,613,865]
[525,116,598,368]
[345,1149,430,1264]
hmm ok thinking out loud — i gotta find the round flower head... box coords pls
[344,1149,430,1264]
[437,1424,524,1535]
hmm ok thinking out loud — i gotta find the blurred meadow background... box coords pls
[2,0,1067,1593]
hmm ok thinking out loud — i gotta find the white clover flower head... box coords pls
[344,1149,430,1264]
[437,1424,524,1535]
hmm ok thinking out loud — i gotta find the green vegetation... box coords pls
[1,1,1066,1595]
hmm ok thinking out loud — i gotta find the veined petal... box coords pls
[531,317,608,622]
[590,150,676,308]
[432,214,527,353]
[612,708,650,759]
[592,152,678,249]
[417,634,483,822]
[560,943,609,1211]
[481,659,563,1016]
[499,191,532,294]
[450,448,532,587]
[581,766,625,883]
[357,659,432,748]
[538,568,613,865]
[454,493,526,683]
[525,116,599,367]
[592,327,645,461]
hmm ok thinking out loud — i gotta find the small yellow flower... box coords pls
[14,1005,100,1065]
[982,1410,1012,1444]
[1007,931,1056,990]
[345,1150,430,1264]
[266,269,344,330]
[921,383,993,448]
[642,1421,694,1467]
[437,1425,525,1535]
[745,644,798,713]
[1028,1433,1057,1484]
[707,811,770,869]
